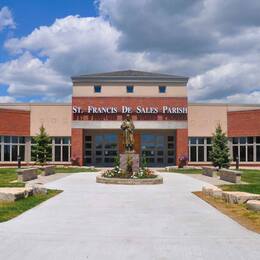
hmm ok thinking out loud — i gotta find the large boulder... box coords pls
[41,165,55,176]
[0,187,33,202]
[202,166,218,177]
[26,184,47,195]
[202,185,223,199]
[246,200,260,211]
[17,168,38,182]
[219,169,241,183]
[222,191,260,204]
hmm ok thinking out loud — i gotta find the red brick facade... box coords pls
[72,96,188,166]
[72,97,188,121]
[71,128,84,166]
[176,129,188,166]
[0,109,30,136]
[228,110,260,137]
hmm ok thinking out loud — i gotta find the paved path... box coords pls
[0,173,259,260]
[185,173,233,185]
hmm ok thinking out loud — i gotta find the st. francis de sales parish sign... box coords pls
[72,105,188,114]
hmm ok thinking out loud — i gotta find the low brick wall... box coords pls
[219,169,241,183]
[96,175,163,185]
[202,166,218,177]
[17,168,38,182]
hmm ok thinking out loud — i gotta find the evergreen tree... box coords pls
[210,124,230,169]
[31,125,52,165]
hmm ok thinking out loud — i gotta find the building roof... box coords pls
[71,70,189,84]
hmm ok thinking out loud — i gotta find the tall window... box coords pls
[189,137,212,162]
[1,136,25,162]
[53,137,71,162]
[30,137,71,162]
[231,136,260,162]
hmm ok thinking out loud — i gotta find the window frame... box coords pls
[0,136,26,162]
[231,136,260,162]
[94,85,101,93]
[126,85,134,93]
[189,137,212,162]
[158,86,166,93]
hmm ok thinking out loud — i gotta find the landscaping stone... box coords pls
[96,175,163,185]
[219,169,241,183]
[26,183,47,195]
[202,185,223,199]
[17,168,38,182]
[41,166,55,176]
[0,187,33,202]
[222,191,260,204]
[202,166,218,177]
[246,200,260,211]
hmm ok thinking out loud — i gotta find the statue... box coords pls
[121,114,135,152]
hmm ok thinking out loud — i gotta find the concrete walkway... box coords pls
[0,172,259,260]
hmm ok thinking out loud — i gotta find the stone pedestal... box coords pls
[120,153,140,173]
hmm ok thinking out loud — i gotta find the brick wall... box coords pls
[71,128,84,166]
[0,109,30,136]
[228,110,260,137]
[176,129,188,166]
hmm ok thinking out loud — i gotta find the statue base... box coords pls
[120,152,140,173]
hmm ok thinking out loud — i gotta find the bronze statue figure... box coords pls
[121,114,135,152]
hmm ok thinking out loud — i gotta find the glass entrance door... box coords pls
[95,133,118,165]
[141,133,176,166]
[84,132,118,166]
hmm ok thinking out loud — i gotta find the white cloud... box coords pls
[0,95,15,103]
[0,1,260,103]
[0,6,15,31]
[1,15,162,101]
[0,51,70,99]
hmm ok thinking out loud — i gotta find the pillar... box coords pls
[71,128,84,166]
[176,129,188,166]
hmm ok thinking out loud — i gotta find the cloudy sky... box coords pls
[0,0,260,103]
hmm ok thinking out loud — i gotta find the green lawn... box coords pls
[0,166,97,188]
[0,168,25,187]
[221,169,260,194]
[0,189,61,222]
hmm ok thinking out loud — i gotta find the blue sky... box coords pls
[0,1,97,59]
[0,0,97,101]
[0,0,260,103]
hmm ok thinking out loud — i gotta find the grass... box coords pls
[0,166,97,188]
[221,169,260,194]
[0,168,25,188]
[0,189,61,222]
[194,191,260,234]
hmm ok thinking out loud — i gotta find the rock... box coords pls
[26,184,47,195]
[246,200,260,211]
[202,166,218,177]
[0,188,30,202]
[222,191,260,204]
[219,169,241,183]
[41,165,55,176]
[212,188,223,199]
[202,185,222,198]
[17,168,38,182]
